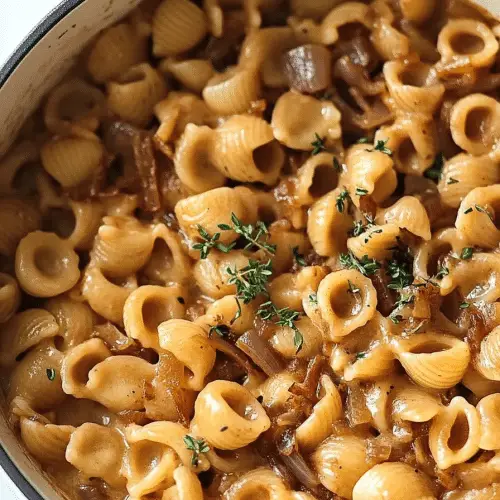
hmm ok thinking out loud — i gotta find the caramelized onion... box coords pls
[283,44,332,94]
[209,336,261,379]
[236,330,284,376]
[334,56,385,96]
[281,452,319,491]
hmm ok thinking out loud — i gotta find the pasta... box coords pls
[1,0,500,499]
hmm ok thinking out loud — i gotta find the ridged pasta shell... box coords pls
[352,462,435,500]
[87,23,148,83]
[391,385,441,422]
[211,115,284,185]
[438,153,500,209]
[203,66,261,115]
[477,325,500,382]
[384,60,444,115]
[163,58,214,93]
[347,224,400,261]
[191,380,270,450]
[392,333,470,389]
[222,468,289,498]
[0,309,59,367]
[377,196,431,240]
[320,2,373,45]
[20,419,75,463]
[271,316,322,359]
[41,136,104,187]
[152,0,208,57]
[477,394,500,450]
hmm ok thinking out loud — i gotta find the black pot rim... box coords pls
[0,1,84,496]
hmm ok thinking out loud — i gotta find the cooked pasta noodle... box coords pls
[1,1,500,499]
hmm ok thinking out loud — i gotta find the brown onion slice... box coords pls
[236,330,284,376]
[283,44,332,94]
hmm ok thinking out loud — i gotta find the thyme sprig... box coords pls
[192,225,235,259]
[183,435,210,466]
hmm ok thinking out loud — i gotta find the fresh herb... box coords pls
[340,252,381,276]
[232,297,242,324]
[436,265,449,279]
[389,292,414,323]
[475,204,494,222]
[333,157,342,172]
[459,302,470,309]
[356,137,370,144]
[209,324,229,337]
[292,246,306,266]
[355,187,369,196]
[447,177,459,185]
[227,259,272,305]
[257,301,303,352]
[355,352,367,360]
[366,139,392,156]
[390,314,403,324]
[386,245,414,290]
[336,189,351,213]
[218,213,276,255]
[350,216,375,237]
[311,133,326,155]
[464,207,473,214]
[192,225,235,259]
[424,152,445,181]
[461,247,474,260]
[347,280,360,294]
[46,368,56,381]
[308,293,318,305]
[183,435,210,466]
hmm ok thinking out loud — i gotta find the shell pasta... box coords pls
[1,0,500,499]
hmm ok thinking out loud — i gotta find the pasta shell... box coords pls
[391,385,441,423]
[0,272,21,323]
[476,325,500,382]
[162,58,214,93]
[347,223,400,261]
[477,394,500,450]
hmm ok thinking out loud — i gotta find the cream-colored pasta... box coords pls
[289,0,339,20]
[476,325,500,382]
[449,94,500,156]
[40,136,105,188]
[455,185,500,249]
[370,4,410,61]
[0,198,41,257]
[270,316,322,359]
[0,308,59,367]
[152,0,208,57]
[66,423,126,487]
[222,467,290,499]
[211,115,284,185]
[124,285,185,350]
[463,367,500,399]
[347,223,401,261]
[162,465,203,500]
[81,265,138,325]
[429,396,481,469]
[352,462,436,500]
[343,144,397,204]
[437,19,499,69]
[316,269,377,340]
[107,63,168,127]
[295,375,341,452]
[312,435,371,499]
[162,58,214,93]
[202,66,261,115]
[0,140,38,195]
[271,91,341,151]
[15,231,80,298]
[173,124,226,193]
[20,418,75,464]
[87,23,148,83]
[391,384,442,423]
[191,380,270,450]
[126,421,210,472]
[44,79,106,140]
[399,0,435,23]
[45,295,94,350]
[307,188,352,257]
[477,394,500,450]
[438,152,500,208]
[158,319,216,390]
[175,186,257,246]
[0,272,21,323]
[391,333,470,390]
[65,199,104,250]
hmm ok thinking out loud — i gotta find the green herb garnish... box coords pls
[46,368,56,381]
[464,207,473,214]
[336,189,351,213]
[347,280,360,294]
[447,177,459,185]
[227,259,272,305]
[192,225,235,259]
[311,133,326,155]
[424,152,445,181]
[459,302,470,309]
[292,246,306,266]
[366,139,392,156]
[436,266,449,279]
[475,204,494,222]
[308,293,318,305]
[209,324,229,337]
[357,137,370,144]
[355,187,369,196]
[340,252,381,276]
[355,352,367,360]
[333,157,342,172]
[183,435,210,466]
[461,247,474,260]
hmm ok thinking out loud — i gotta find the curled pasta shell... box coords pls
[477,394,500,450]
[476,325,500,382]
[152,0,208,57]
[0,272,21,323]
[162,465,204,500]
[320,2,373,45]
[162,58,214,93]
[203,66,261,115]
[222,467,289,499]
[347,223,400,261]
[15,231,80,298]
[0,140,38,195]
[391,385,441,423]
[211,115,284,185]
[352,462,435,500]
[191,380,270,450]
[20,418,74,464]
[271,316,322,359]
[272,92,341,151]
[391,333,470,389]
[376,196,431,240]
[429,396,481,469]
[41,137,104,188]
[316,269,377,339]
